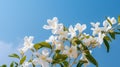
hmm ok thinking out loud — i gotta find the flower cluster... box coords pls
[1,16,120,67]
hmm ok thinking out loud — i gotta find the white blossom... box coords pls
[102,20,112,32]
[107,17,117,25]
[43,17,58,30]
[21,62,31,67]
[91,22,101,36]
[46,35,57,45]
[32,49,52,67]
[19,36,34,53]
[68,25,77,38]
[96,33,105,45]
[75,23,86,33]
[63,45,78,58]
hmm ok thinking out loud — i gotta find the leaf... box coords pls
[115,32,120,34]
[10,62,14,67]
[32,63,36,67]
[14,62,18,67]
[0,64,7,67]
[52,53,68,64]
[71,37,81,46]
[85,54,98,67]
[63,61,69,67]
[8,53,20,59]
[103,38,110,52]
[63,26,68,31]
[20,56,26,65]
[109,31,115,39]
[118,29,120,31]
[77,60,88,67]
[118,16,120,24]
[59,63,64,67]
[104,36,111,42]
[34,42,52,51]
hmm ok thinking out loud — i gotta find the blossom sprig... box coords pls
[1,16,120,67]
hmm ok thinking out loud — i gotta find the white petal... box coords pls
[43,25,51,29]
[42,49,49,57]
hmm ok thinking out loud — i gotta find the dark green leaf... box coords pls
[104,36,111,42]
[14,62,18,67]
[10,62,14,67]
[103,38,110,52]
[8,53,20,59]
[118,16,120,24]
[59,63,64,67]
[0,64,7,67]
[85,54,98,67]
[32,63,35,67]
[52,54,68,64]
[77,60,88,67]
[63,61,69,67]
[20,56,26,65]
[118,29,120,31]
[109,31,115,39]
[71,37,81,46]
[115,32,120,34]
[63,26,68,31]
[55,50,61,53]
[34,42,52,51]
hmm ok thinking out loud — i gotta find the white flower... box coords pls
[55,24,68,40]
[75,23,86,33]
[55,42,64,50]
[68,25,77,38]
[46,35,57,45]
[43,17,64,34]
[107,17,117,25]
[102,20,112,32]
[19,36,34,53]
[96,33,105,45]
[91,22,101,36]
[43,17,58,30]
[63,45,78,58]
[21,62,31,67]
[33,49,52,67]
[91,22,100,28]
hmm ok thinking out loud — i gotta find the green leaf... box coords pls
[103,38,110,52]
[85,54,98,67]
[10,62,14,67]
[63,61,69,67]
[118,29,120,31]
[77,60,88,67]
[14,62,18,67]
[32,63,36,67]
[8,53,20,59]
[20,56,26,65]
[52,53,68,64]
[71,37,81,46]
[63,26,68,31]
[104,36,111,42]
[106,17,112,26]
[34,42,52,51]
[115,32,120,34]
[59,63,64,67]
[0,64,7,67]
[109,31,115,39]
[118,16,120,24]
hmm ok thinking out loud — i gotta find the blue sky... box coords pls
[0,0,120,67]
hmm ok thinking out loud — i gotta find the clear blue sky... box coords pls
[0,0,120,67]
